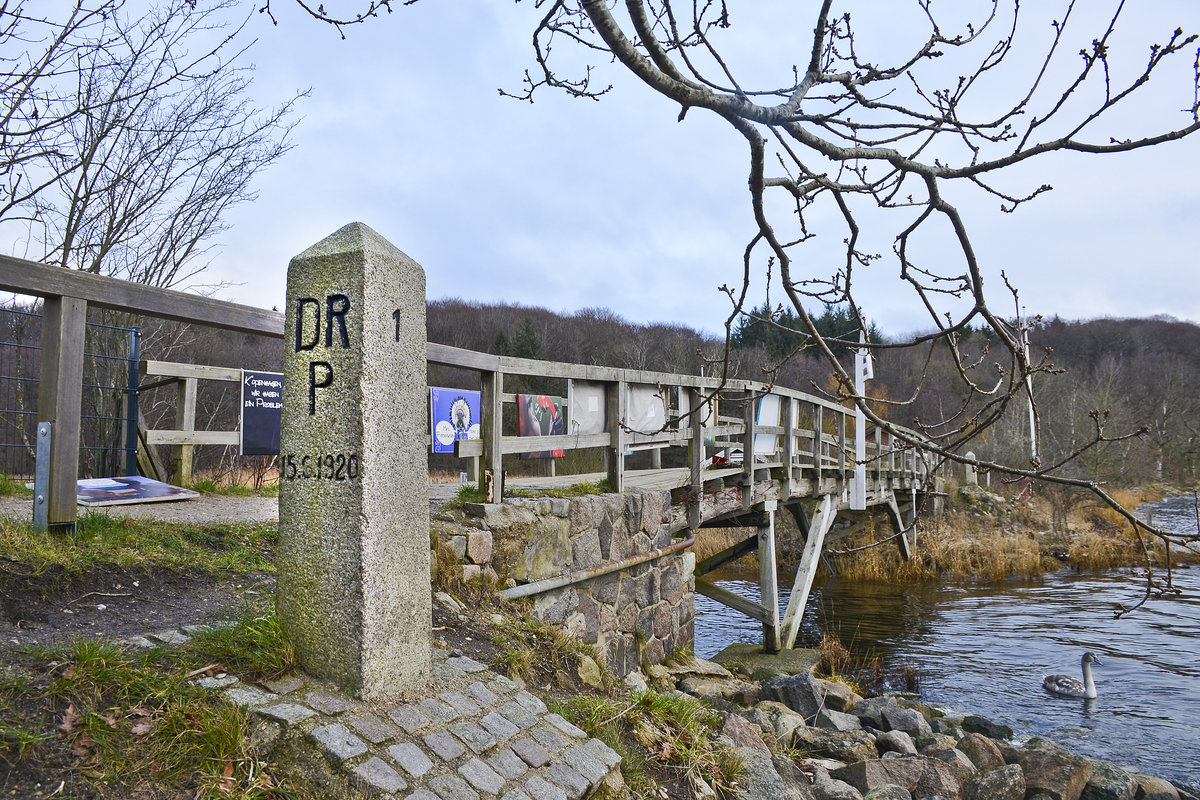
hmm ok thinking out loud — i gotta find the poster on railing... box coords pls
[569,381,605,435]
[517,394,564,459]
[430,387,481,454]
[240,370,283,455]
[627,384,668,434]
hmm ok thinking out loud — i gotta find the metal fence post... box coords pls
[33,422,50,530]
[124,327,140,476]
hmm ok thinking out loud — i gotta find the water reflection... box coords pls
[695,495,1200,789]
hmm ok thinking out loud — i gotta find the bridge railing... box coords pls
[428,343,931,515]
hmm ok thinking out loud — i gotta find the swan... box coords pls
[1043,651,1102,699]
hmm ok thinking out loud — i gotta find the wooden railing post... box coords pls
[688,388,704,530]
[742,391,756,509]
[173,377,198,485]
[782,397,796,499]
[481,369,503,502]
[606,378,626,492]
[36,295,87,530]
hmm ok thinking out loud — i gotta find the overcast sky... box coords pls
[203,1,1200,339]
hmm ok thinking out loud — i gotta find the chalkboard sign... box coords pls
[241,370,284,455]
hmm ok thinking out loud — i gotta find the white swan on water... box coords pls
[1043,651,1102,699]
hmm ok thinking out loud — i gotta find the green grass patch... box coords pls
[2,636,295,798]
[506,479,613,499]
[490,613,609,690]
[0,513,277,577]
[0,474,31,496]
[552,690,742,800]
[445,483,488,507]
[191,478,279,497]
[186,612,297,680]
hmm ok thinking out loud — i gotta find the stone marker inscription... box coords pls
[277,222,431,699]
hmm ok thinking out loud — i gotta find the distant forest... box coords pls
[423,299,1200,488]
[4,297,1195,488]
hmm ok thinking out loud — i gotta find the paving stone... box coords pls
[544,763,589,800]
[479,711,521,741]
[406,790,441,800]
[513,691,548,715]
[498,702,539,730]
[448,656,488,673]
[524,774,568,800]
[529,725,569,754]
[459,758,506,794]
[306,691,357,715]
[308,723,369,763]
[500,790,534,800]
[257,703,318,727]
[388,704,432,734]
[543,715,587,740]
[510,736,552,768]
[265,676,306,694]
[420,698,461,724]
[451,721,497,754]
[433,660,468,683]
[223,686,278,708]
[148,629,190,645]
[562,744,608,784]
[351,756,408,794]
[466,681,499,707]
[440,690,483,716]
[351,714,400,744]
[388,742,435,778]
[429,772,481,800]
[125,636,156,648]
[195,675,238,689]
[486,747,530,780]
[579,738,621,769]
[425,730,468,761]
[487,675,521,695]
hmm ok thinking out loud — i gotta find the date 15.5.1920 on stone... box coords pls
[282,452,359,481]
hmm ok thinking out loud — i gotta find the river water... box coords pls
[695,495,1200,790]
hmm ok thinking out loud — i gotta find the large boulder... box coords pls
[955,732,1006,772]
[790,726,879,764]
[817,709,865,733]
[730,747,816,800]
[1130,774,1181,800]
[924,746,978,785]
[875,731,918,757]
[965,763,1025,800]
[831,756,963,800]
[755,700,807,743]
[766,672,826,721]
[1010,740,1092,800]
[722,713,770,752]
[863,787,912,800]
[813,770,864,800]
[850,697,900,731]
[1080,763,1137,800]
[880,706,932,740]
[815,678,864,713]
[960,715,1013,741]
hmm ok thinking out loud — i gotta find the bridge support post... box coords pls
[758,502,780,653]
[780,493,836,649]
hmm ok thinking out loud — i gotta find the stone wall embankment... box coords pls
[432,489,695,678]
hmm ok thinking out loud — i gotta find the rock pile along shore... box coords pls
[640,654,1192,800]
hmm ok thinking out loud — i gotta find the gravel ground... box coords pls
[0,480,465,524]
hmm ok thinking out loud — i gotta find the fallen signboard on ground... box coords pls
[74,476,199,507]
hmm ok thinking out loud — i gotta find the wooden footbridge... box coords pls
[3,251,937,655]
[431,343,937,653]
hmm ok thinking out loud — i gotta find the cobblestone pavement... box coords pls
[129,627,621,800]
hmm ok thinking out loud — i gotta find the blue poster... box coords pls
[430,387,481,454]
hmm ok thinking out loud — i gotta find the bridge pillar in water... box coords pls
[277,222,432,699]
[758,501,780,653]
